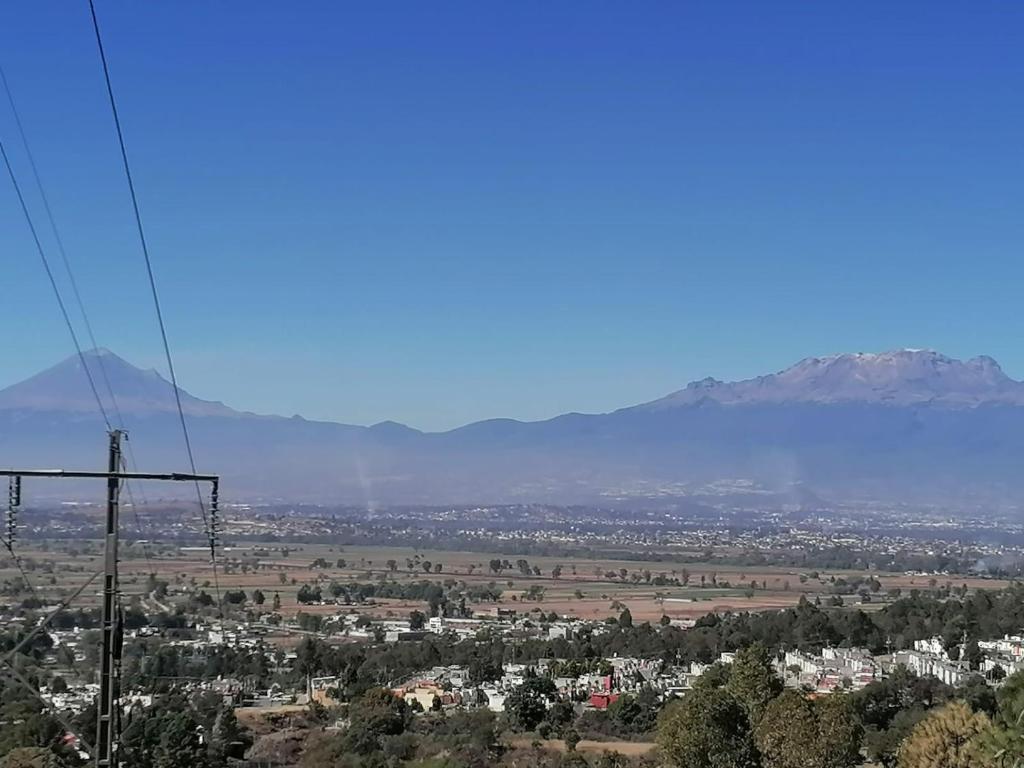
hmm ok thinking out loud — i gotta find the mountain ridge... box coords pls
[2,347,1021,429]
[640,349,1024,411]
[2,348,1024,505]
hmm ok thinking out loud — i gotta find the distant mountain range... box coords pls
[3,348,1024,507]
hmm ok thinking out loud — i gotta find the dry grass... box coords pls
[508,737,657,756]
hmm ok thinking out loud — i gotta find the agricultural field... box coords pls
[1,539,1008,625]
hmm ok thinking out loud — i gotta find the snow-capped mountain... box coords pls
[643,349,1024,409]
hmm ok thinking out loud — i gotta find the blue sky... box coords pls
[1,2,1023,430]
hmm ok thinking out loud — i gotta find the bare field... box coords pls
[1,541,1009,623]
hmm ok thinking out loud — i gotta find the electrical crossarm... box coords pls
[0,430,220,768]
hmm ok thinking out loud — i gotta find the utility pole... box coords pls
[0,432,219,768]
[96,429,122,768]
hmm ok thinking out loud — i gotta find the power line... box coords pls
[0,62,123,429]
[86,0,222,607]
[0,138,112,432]
[119,452,154,573]
[1,58,162,578]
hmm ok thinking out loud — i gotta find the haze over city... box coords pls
[2,4,1024,768]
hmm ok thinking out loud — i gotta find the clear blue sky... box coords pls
[2,1,1023,431]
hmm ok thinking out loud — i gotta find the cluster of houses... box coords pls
[19,593,1024,724]
[780,647,882,692]
[373,633,1024,715]
[890,634,1024,687]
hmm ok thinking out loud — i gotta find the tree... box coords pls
[505,684,549,732]
[565,729,581,752]
[119,698,209,768]
[815,694,865,768]
[755,690,818,768]
[297,584,321,604]
[726,643,783,726]
[546,699,576,733]
[0,706,65,758]
[975,670,1024,765]
[618,608,633,629]
[0,748,67,768]
[468,656,504,685]
[295,637,322,678]
[897,701,993,768]
[962,640,984,670]
[657,686,758,768]
[343,688,410,755]
[864,708,927,768]
[956,675,996,717]
[756,690,862,768]
[409,610,426,630]
[210,704,250,762]
[272,592,281,611]
[252,589,265,605]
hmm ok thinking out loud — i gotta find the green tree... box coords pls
[975,670,1024,766]
[344,688,410,754]
[864,708,927,768]
[755,690,819,768]
[815,694,865,768]
[0,704,65,758]
[657,686,758,768]
[153,710,208,768]
[757,690,862,768]
[506,684,549,732]
[726,643,783,726]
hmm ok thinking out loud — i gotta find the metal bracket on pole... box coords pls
[209,479,220,557]
[5,476,20,549]
[0,435,219,768]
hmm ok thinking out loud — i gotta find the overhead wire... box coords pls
[0,64,123,427]
[0,132,122,687]
[1,52,162,720]
[0,59,159,572]
[86,0,223,610]
[0,138,112,433]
